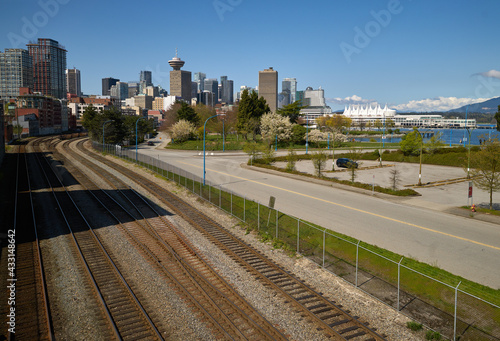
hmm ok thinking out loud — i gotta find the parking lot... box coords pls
[276,158,497,211]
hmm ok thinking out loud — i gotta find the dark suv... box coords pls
[336,158,358,168]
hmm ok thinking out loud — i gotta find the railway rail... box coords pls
[30,138,163,340]
[8,143,53,341]
[78,138,386,341]
[57,138,286,340]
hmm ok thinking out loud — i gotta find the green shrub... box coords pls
[425,330,442,340]
[406,321,423,331]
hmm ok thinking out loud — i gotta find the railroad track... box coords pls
[30,138,163,340]
[7,143,53,341]
[78,138,386,341]
[60,139,286,340]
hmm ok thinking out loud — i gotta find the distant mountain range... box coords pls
[448,97,500,114]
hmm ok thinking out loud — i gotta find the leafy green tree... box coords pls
[291,124,306,145]
[177,101,200,126]
[374,119,383,131]
[123,115,154,144]
[495,105,500,132]
[399,128,422,156]
[469,138,500,209]
[276,100,306,124]
[237,89,270,140]
[316,114,352,133]
[386,118,395,128]
[81,105,100,138]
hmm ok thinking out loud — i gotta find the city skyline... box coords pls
[2,1,500,111]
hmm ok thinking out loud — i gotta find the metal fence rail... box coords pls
[95,141,500,340]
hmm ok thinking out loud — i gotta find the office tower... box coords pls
[102,77,119,96]
[128,81,139,98]
[203,78,218,106]
[258,67,278,113]
[140,70,152,86]
[168,51,192,102]
[0,49,33,100]
[220,75,227,102]
[110,81,128,100]
[66,68,81,97]
[222,79,233,104]
[194,72,206,92]
[282,78,297,103]
[27,38,67,99]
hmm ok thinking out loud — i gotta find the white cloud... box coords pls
[392,96,490,112]
[326,95,376,106]
[474,69,500,79]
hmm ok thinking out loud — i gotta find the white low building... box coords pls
[342,104,476,128]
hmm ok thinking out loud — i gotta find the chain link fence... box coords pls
[95,141,500,340]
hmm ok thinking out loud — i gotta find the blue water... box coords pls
[357,127,499,146]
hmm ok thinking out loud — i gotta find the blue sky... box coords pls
[2,0,500,112]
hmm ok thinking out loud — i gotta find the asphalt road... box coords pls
[134,137,500,289]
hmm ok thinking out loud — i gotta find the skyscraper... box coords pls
[258,67,278,113]
[0,49,33,100]
[66,68,81,97]
[102,77,119,96]
[140,70,152,86]
[222,79,233,104]
[203,78,218,106]
[193,72,206,92]
[282,78,297,103]
[168,51,192,102]
[27,38,67,99]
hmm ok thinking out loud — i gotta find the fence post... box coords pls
[297,219,300,254]
[219,185,222,208]
[258,203,260,231]
[244,197,246,222]
[454,281,461,341]
[276,209,278,239]
[231,191,233,216]
[209,184,211,203]
[397,257,404,311]
[355,240,361,287]
[323,229,326,268]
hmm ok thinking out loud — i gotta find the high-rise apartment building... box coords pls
[0,49,33,100]
[27,38,67,99]
[168,51,191,102]
[258,67,278,113]
[66,68,81,97]
[194,72,206,92]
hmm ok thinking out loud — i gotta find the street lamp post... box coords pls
[135,116,146,162]
[203,114,224,185]
[102,120,114,153]
[466,127,472,179]
[417,130,424,186]
[222,116,225,152]
[305,116,309,155]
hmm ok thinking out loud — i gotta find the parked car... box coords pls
[147,141,155,146]
[336,158,358,168]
